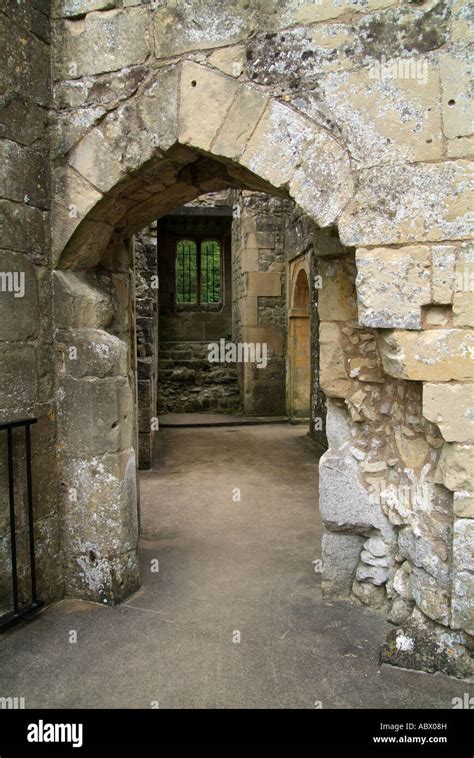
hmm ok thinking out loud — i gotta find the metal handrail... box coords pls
[0,417,43,630]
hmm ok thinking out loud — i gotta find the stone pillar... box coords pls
[53,240,140,605]
[232,192,287,416]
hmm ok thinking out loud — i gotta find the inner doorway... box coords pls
[288,265,311,421]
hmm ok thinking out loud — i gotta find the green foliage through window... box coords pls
[176,239,197,303]
[200,240,221,303]
[176,238,221,304]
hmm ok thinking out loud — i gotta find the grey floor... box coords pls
[0,425,471,708]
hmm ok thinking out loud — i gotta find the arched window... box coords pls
[176,238,222,305]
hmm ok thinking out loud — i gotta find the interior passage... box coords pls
[0,425,467,708]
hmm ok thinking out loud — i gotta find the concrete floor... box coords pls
[0,425,471,708]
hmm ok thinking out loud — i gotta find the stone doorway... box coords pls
[288,263,311,421]
[45,59,473,679]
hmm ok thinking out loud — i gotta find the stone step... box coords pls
[157,340,242,414]
[158,360,239,375]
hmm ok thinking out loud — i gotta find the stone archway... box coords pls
[50,57,473,678]
[288,262,311,421]
[53,60,354,604]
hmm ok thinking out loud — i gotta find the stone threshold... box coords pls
[159,413,288,427]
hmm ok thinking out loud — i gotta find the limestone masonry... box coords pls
[0,0,473,679]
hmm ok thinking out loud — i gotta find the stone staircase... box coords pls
[157,341,242,414]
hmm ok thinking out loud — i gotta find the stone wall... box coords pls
[157,341,242,414]
[232,192,288,416]
[317,248,473,678]
[0,0,470,677]
[0,0,62,614]
[135,228,158,469]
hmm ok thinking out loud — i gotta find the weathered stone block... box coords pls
[0,140,49,210]
[0,345,37,409]
[393,562,412,600]
[435,442,474,493]
[356,246,431,329]
[65,547,139,605]
[138,67,180,153]
[57,218,115,270]
[212,85,268,161]
[410,565,450,626]
[68,124,127,196]
[339,161,472,246]
[0,252,39,341]
[138,379,153,434]
[245,272,281,297]
[179,62,238,153]
[34,515,64,605]
[319,322,350,398]
[209,44,245,78]
[61,448,138,556]
[287,0,398,27]
[316,60,442,168]
[398,528,451,584]
[431,244,456,304]
[241,325,284,357]
[321,532,364,597]
[53,271,113,329]
[319,449,394,540]
[52,167,103,263]
[440,54,472,140]
[241,99,353,226]
[324,398,351,450]
[380,609,473,679]
[451,518,474,634]
[240,246,259,273]
[0,200,46,262]
[2,14,50,107]
[356,562,389,586]
[57,376,134,455]
[454,491,474,519]
[453,519,474,572]
[240,297,258,327]
[57,328,128,378]
[451,569,474,635]
[53,8,151,79]
[318,259,357,322]
[453,244,474,328]
[52,0,118,17]
[154,1,251,58]
[352,580,387,609]
[378,329,474,382]
[423,383,474,443]
[289,132,353,229]
[394,428,429,469]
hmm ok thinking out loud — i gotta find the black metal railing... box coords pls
[0,418,43,630]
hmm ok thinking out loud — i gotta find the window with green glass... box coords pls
[176,239,197,304]
[200,240,221,304]
[176,238,222,305]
